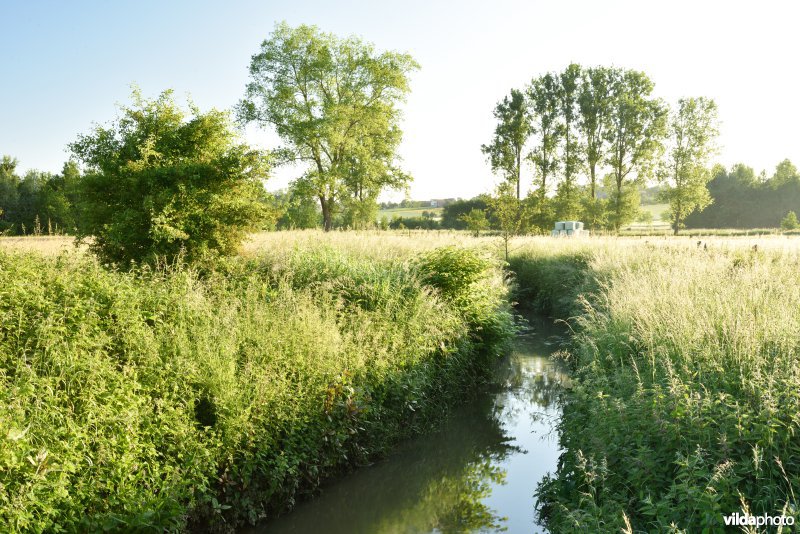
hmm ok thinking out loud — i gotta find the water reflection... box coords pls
[251,314,568,534]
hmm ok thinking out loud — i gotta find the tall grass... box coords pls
[509,240,800,531]
[0,242,513,532]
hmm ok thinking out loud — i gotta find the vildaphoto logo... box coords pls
[722,512,795,527]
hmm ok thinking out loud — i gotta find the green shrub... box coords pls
[414,246,515,361]
[781,210,799,230]
[69,89,268,266]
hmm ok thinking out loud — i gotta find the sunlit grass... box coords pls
[511,238,800,531]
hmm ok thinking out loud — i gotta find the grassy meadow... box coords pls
[509,238,800,531]
[2,230,800,531]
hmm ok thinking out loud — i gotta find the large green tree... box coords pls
[606,70,667,231]
[553,63,582,220]
[239,22,418,231]
[659,97,719,234]
[70,89,268,265]
[577,66,615,201]
[527,73,561,203]
[481,89,531,200]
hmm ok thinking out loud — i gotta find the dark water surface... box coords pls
[250,314,569,534]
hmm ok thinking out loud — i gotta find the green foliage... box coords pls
[489,182,531,260]
[580,196,608,230]
[70,89,269,266]
[659,97,720,234]
[0,157,79,235]
[781,210,799,230]
[338,194,380,229]
[440,197,490,230]
[635,208,654,224]
[0,242,513,531]
[578,66,615,200]
[388,216,439,230]
[482,89,530,199]
[274,186,321,229]
[239,22,418,231]
[527,72,561,200]
[687,160,800,229]
[484,64,671,233]
[414,246,514,360]
[605,69,668,230]
[508,242,800,531]
[459,208,489,237]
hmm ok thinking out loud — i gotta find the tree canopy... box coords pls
[659,97,720,234]
[239,22,418,230]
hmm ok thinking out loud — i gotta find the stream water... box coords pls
[251,313,569,533]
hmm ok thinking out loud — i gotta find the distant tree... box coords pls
[554,64,582,220]
[15,170,50,233]
[527,73,561,202]
[578,67,615,202]
[441,197,490,229]
[41,161,82,233]
[275,186,321,229]
[580,196,608,231]
[781,211,799,230]
[388,216,438,230]
[70,89,269,265]
[606,70,668,231]
[770,159,800,188]
[339,192,379,229]
[636,209,654,225]
[482,89,531,199]
[459,208,489,237]
[489,182,530,261]
[0,156,20,229]
[239,22,418,231]
[659,97,720,234]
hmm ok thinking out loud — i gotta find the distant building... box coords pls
[429,198,455,208]
[551,221,586,237]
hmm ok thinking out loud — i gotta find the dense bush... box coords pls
[388,216,440,230]
[69,90,269,266]
[0,244,512,532]
[508,242,800,531]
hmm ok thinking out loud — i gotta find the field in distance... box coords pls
[378,207,443,220]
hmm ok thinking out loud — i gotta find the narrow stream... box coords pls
[252,313,569,533]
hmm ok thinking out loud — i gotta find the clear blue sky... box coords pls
[2,0,799,200]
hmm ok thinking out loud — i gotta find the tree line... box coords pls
[481,63,720,234]
[685,159,800,229]
[3,21,796,266]
[0,157,81,235]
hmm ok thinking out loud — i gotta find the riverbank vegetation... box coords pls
[3,231,800,530]
[0,238,513,532]
[508,239,800,531]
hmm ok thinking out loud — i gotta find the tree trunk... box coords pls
[320,196,333,232]
[589,165,596,199]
